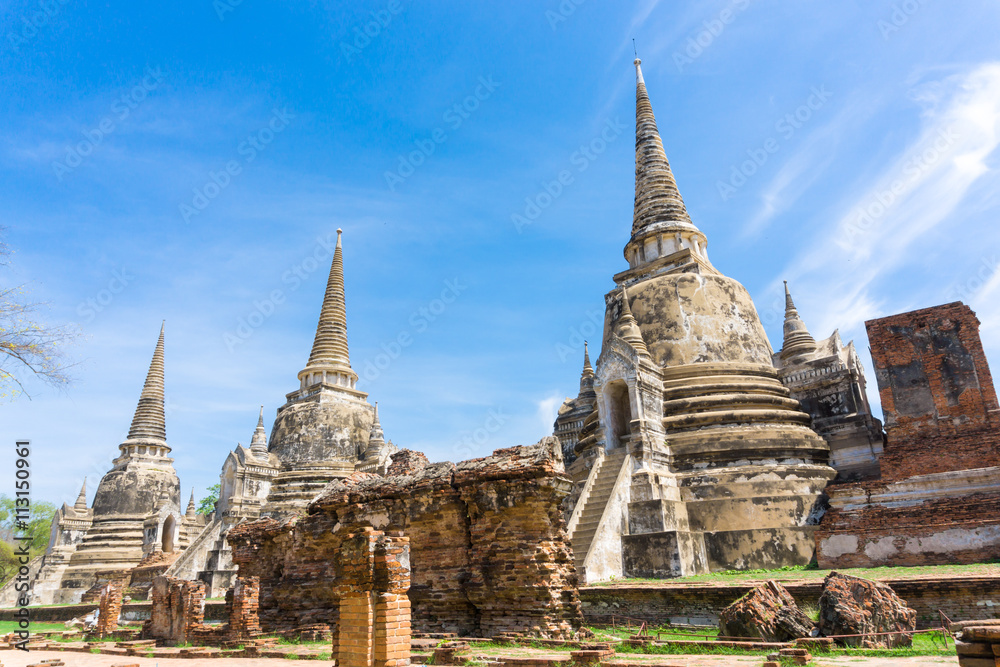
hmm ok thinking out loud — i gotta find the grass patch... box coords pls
[594,561,1000,586]
[589,624,719,641]
[0,621,68,633]
[272,635,327,646]
[587,625,952,658]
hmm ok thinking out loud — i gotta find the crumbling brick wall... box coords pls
[816,485,1000,568]
[815,302,1000,569]
[94,578,125,638]
[227,575,261,640]
[147,575,208,645]
[866,302,1000,480]
[386,449,429,477]
[229,437,583,639]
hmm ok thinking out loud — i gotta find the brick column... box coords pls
[94,579,125,638]
[373,534,411,667]
[339,591,376,667]
[228,575,261,640]
[336,529,379,667]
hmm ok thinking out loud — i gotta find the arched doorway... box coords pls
[606,380,632,450]
[162,515,176,553]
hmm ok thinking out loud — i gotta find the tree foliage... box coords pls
[0,495,57,586]
[0,231,77,399]
[197,484,220,516]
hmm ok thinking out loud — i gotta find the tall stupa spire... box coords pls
[632,59,698,239]
[363,401,386,460]
[579,342,596,395]
[126,322,167,443]
[780,281,818,361]
[298,229,358,389]
[625,60,710,273]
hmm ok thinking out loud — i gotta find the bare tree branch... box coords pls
[0,230,79,399]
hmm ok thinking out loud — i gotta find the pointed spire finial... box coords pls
[616,287,650,357]
[300,229,356,388]
[579,341,596,394]
[780,281,817,361]
[364,401,385,460]
[186,488,197,518]
[74,478,88,512]
[250,405,269,457]
[126,323,167,443]
[628,60,708,271]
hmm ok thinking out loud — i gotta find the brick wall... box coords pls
[94,578,125,638]
[228,575,261,640]
[865,302,1000,480]
[580,577,1000,629]
[147,575,208,645]
[816,487,1000,568]
[229,438,583,639]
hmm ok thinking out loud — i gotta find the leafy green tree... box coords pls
[0,495,57,586]
[197,484,220,516]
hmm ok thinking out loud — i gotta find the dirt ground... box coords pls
[0,649,960,667]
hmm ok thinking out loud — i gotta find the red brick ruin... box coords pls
[334,529,411,667]
[868,302,1000,479]
[227,439,584,640]
[94,578,126,638]
[817,302,1000,568]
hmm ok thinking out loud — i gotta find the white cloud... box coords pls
[780,62,1000,337]
[536,392,565,435]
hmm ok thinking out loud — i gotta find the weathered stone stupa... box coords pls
[772,282,884,479]
[5,324,204,604]
[565,61,836,583]
[554,343,598,468]
[261,229,396,517]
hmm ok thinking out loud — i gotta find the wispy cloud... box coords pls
[535,392,564,435]
[743,103,867,237]
[781,62,1000,337]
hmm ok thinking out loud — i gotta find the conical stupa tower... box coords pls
[780,281,819,362]
[51,323,185,603]
[74,479,88,513]
[568,60,834,583]
[249,405,269,458]
[92,322,181,516]
[263,229,384,518]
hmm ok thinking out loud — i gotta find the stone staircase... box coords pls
[570,447,629,574]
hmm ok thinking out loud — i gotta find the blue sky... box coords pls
[2,1,1000,508]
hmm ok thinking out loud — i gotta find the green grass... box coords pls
[594,561,1000,586]
[0,620,68,633]
[272,635,327,646]
[590,624,719,641]
[583,625,952,658]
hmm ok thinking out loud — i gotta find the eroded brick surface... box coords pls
[866,302,1000,480]
[94,578,125,638]
[228,439,583,639]
[815,303,1000,568]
